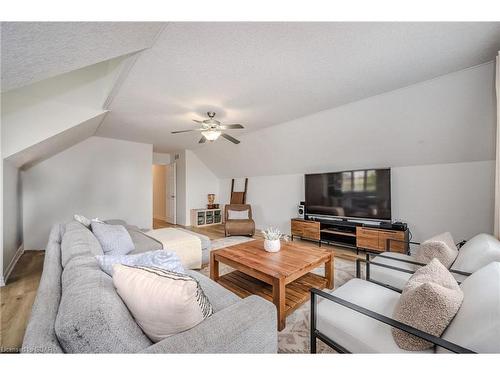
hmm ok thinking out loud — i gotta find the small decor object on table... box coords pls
[207,193,216,209]
[262,227,289,252]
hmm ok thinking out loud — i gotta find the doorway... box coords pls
[152,163,176,224]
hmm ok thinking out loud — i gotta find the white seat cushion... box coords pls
[438,262,500,353]
[316,279,433,353]
[370,252,418,290]
[452,233,500,274]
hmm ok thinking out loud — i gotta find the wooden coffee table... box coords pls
[210,239,334,331]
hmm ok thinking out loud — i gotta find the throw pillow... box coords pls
[228,209,249,220]
[113,265,213,342]
[91,221,135,255]
[96,250,185,276]
[392,258,464,351]
[74,214,91,228]
[415,232,458,268]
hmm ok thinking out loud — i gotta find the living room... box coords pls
[1,0,500,372]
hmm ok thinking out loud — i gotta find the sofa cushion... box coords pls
[392,259,463,351]
[113,265,213,342]
[316,278,433,353]
[95,250,185,276]
[61,221,103,267]
[452,233,500,274]
[55,256,151,353]
[415,232,458,268]
[438,262,500,353]
[91,221,135,255]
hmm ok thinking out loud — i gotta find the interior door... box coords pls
[165,163,177,224]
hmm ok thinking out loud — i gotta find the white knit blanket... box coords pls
[145,228,202,269]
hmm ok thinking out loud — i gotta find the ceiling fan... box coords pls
[171,112,244,144]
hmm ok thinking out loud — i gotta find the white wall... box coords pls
[153,152,171,165]
[171,150,187,226]
[22,136,153,250]
[219,160,495,242]
[168,150,221,226]
[185,150,220,226]
[392,160,495,243]
[2,160,23,276]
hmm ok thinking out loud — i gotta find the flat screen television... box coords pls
[305,168,391,221]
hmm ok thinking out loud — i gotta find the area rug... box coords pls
[199,255,357,353]
[210,236,255,250]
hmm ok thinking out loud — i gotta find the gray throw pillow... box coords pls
[91,222,135,255]
[95,250,185,276]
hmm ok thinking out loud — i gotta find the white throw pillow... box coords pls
[228,209,249,220]
[415,232,458,268]
[452,233,500,274]
[74,214,91,228]
[113,264,213,342]
[438,262,500,353]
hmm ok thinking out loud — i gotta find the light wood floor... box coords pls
[1,221,362,352]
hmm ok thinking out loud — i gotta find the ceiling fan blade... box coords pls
[220,124,244,129]
[221,133,240,144]
[172,128,205,134]
[198,136,206,144]
[192,119,204,124]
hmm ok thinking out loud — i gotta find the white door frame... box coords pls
[166,162,177,224]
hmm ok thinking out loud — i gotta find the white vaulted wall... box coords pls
[22,137,153,250]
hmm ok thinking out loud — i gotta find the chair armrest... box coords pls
[310,288,474,353]
[140,295,277,353]
[355,255,470,290]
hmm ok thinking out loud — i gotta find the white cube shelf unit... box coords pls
[191,208,223,227]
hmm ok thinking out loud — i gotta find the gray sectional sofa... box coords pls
[22,221,277,353]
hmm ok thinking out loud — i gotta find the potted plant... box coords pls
[261,227,289,252]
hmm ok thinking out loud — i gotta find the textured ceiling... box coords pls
[97,22,500,152]
[1,22,164,91]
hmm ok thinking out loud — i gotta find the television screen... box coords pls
[305,169,391,220]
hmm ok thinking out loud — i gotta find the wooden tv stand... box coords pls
[290,218,409,253]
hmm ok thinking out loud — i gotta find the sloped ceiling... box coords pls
[193,61,497,178]
[1,22,164,91]
[97,22,500,152]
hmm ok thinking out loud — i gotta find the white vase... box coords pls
[264,239,281,252]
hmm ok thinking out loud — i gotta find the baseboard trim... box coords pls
[0,276,5,287]
[3,243,24,285]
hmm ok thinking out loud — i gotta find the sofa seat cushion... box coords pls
[55,257,152,353]
[452,234,500,274]
[186,270,240,312]
[438,262,500,353]
[416,232,458,268]
[370,252,418,290]
[316,279,433,353]
[61,221,104,267]
[392,259,463,351]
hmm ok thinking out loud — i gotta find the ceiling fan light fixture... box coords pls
[201,129,221,141]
